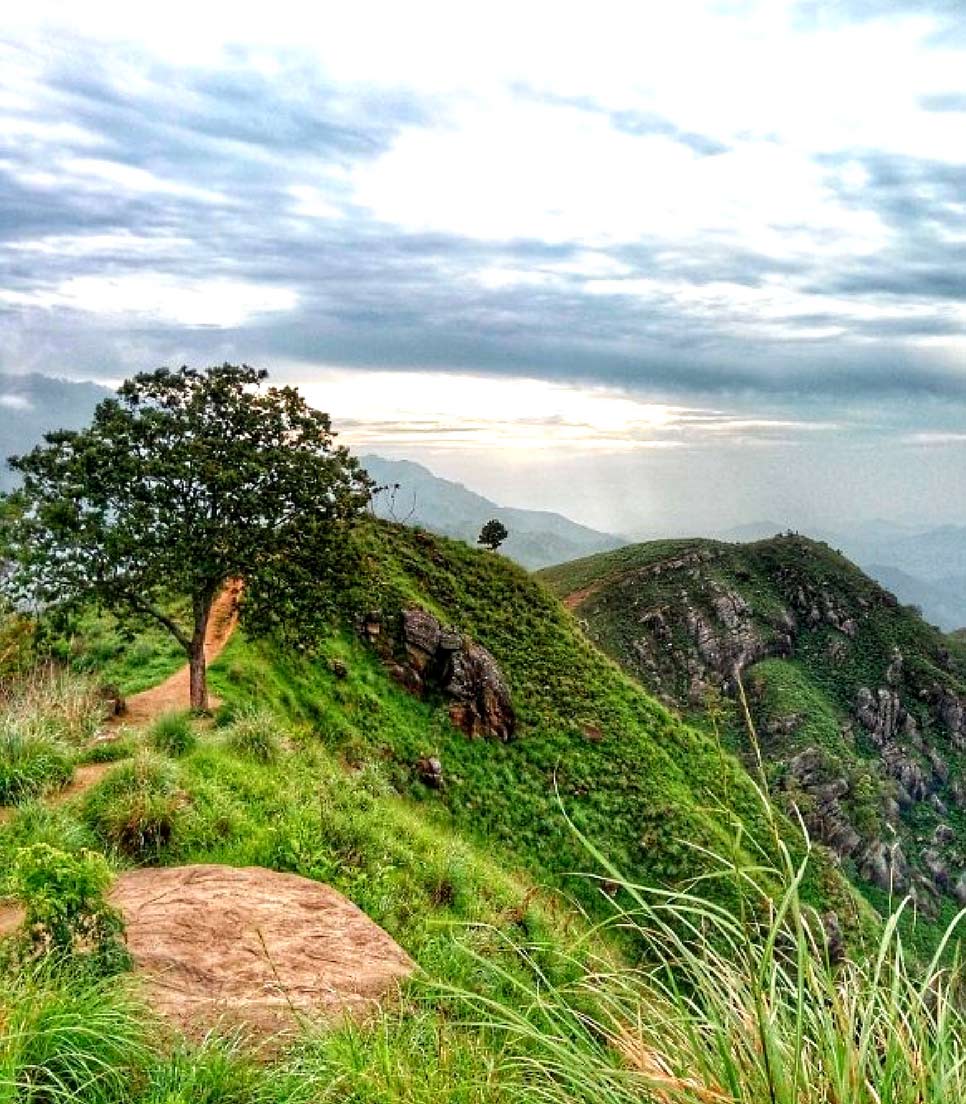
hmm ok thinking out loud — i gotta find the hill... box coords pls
[362,454,624,569]
[4,520,957,1099]
[717,519,966,630]
[540,535,966,931]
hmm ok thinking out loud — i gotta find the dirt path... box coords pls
[1,586,244,938]
[0,582,241,829]
[120,580,242,725]
[562,581,604,611]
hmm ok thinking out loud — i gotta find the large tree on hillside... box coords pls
[1,365,373,710]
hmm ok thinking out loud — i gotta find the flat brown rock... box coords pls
[108,864,415,1038]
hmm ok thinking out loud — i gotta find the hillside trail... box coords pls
[0,582,242,936]
[562,581,604,610]
[0,581,242,828]
[119,579,242,725]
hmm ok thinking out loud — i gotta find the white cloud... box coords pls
[296,367,836,453]
[0,274,298,328]
[0,394,33,410]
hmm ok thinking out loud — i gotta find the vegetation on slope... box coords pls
[540,534,966,950]
[4,521,965,1100]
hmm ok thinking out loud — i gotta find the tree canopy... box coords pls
[478,518,509,551]
[1,364,373,709]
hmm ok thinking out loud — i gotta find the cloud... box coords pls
[1,0,966,426]
[0,393,32,410]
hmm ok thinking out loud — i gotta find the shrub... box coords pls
[148,712,197,758]
[0,729,73,804]
[0,665,103,747]
[11,843,127,970]
[225,707,281,764]
[82,755,183,860]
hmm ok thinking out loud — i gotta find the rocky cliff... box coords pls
[541,535,966,920]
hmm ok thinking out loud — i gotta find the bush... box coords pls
[225,707,282,764]
[0,729,73,804]
[82,755,183,860]
[11,843,126,970]
[0,665,103,747]
[148,712,197,758]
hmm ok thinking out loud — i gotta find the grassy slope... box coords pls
[539,534,966,953]
[206,525,863,923]
[0,522,875,1100]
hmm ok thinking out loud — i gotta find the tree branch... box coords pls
[121,589,192,652]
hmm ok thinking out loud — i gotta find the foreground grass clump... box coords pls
[457,823,966,1104]
[0,665,103,747]
[0,666,105,804]
[82,754,183,860]
[0,729,72,805]
[223,705,282,763]
[148,712,197,758]
[0,963,152,1104]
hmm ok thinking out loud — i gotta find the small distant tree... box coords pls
[1,365,373,711]
[478,518,509,552]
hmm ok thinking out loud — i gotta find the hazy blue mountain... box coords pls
[864,564,966,632]
[361,454,625,570]
[0,373,111,490]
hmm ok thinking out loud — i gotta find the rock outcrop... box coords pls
[393,608,516,742]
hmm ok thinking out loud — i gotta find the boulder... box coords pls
[109,865,414,1040]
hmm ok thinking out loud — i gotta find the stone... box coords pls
[416,755,443,788]
[109,865,414,1040]
[393,608,516,742]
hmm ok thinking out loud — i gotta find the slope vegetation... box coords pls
[540,535,966,937]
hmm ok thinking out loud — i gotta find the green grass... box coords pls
[148,712,197,757]
[0,730,73,805]
[450,821,966,1104]
[222,705,282,763]
[3,520,926,1100]
[539,531,966,950]
[46,606,187,696]
[81,754,184,861]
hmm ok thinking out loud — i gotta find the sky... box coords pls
[1,0,965,535]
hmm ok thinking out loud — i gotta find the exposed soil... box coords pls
[119,580,242,724]
[562,581,604,611]
[109,864,415,1038]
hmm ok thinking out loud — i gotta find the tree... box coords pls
[478,518,509,551]
[1,365,373,711]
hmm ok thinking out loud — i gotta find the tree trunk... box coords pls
[189,592,214,712]
[189,636,207,712]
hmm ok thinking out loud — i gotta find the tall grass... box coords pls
[0,665,103,748]
[448,798,966,1104]
[0,666,104,805]
[0,962,152,1104]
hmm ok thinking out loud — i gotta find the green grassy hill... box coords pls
[2,520,958,1101]
[540,534,966,940]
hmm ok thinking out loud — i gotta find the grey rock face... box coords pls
[398,608,516,742]
[854,688,916,747]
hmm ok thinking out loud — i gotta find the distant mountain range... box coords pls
[361,455,625,569]
[0,373,112,491]
[1,373,961,619]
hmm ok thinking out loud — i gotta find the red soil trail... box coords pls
[562,581,604,611]
[120,580,243,724]
[0,582,242,831]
